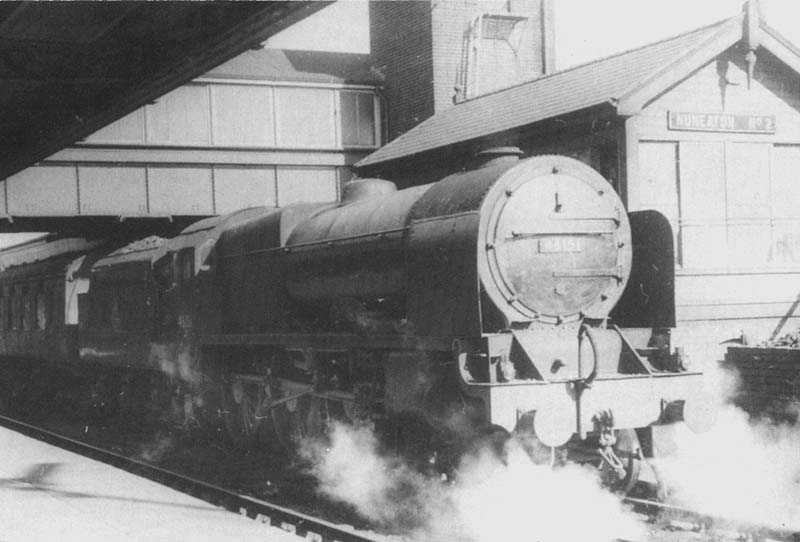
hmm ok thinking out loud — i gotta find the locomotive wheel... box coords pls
[221,379,267,448]
[274,395,348,451]
[387,414,451,474]
[604,454,642,495]
[289,396,332,441]
[598,429,643,495]
[512,413,563,466]
[270,401,295,453]
[470,425,512,463]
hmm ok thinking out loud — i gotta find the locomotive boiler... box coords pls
[163,150,711,470]
[0,150,714,488]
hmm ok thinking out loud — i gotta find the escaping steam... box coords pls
[136,433,176,463]
[301,358,800,539]
[652,360,800,530]
[302,423,642,542]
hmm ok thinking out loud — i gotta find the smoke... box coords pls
[301,422,448,530]
[651,361,800,531]
[302,423,642,542]
[441,444,643,542]
[149,342,202,385]
[136,433,176,463]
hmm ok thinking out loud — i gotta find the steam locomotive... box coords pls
[0,151,714,488]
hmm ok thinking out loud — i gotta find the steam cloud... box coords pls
[651,361,800,531]
[302,360,800,540]
[302,423,642,542]
[137,433,176,463]
[653,407,800,530]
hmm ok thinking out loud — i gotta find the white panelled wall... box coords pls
[1,164,339,217]
[638,141,800,270]
[0,79,380,218]
[84,80,379,150]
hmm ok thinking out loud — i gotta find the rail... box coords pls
[623,496,800,542]
[3,413,795,542]
[0,414,384,542]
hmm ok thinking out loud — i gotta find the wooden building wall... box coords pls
[625,46,800,358]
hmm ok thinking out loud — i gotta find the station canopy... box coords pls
[0,2,325,181]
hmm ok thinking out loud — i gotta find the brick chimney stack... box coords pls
[370,0,555,140]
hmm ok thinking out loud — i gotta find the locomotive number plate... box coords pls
[538,238,583,253]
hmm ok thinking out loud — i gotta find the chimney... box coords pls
[540,0,556,74]
[370,0,555,140]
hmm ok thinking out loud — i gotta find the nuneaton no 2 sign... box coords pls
[668,111,776,134]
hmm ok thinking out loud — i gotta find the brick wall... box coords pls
[369,1,435,140]
[370,0,554,140]
[433,0,549,106]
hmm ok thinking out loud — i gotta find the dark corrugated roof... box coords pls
[0,2,324,181]
[357,17,738,169]
[206,48,381,85]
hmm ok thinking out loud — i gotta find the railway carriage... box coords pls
[0,239,105,364]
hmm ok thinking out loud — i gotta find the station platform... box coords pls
[0,425,297,542]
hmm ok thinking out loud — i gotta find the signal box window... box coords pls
[637,141,800,270]
[340,91,377,147]
[275,87,336,147]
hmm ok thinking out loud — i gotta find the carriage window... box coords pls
[88,285,111,330]
[180,250,194,284]
[15,287,22,330]
[120,284,148,331]
[22,287,33,331]
[36,288,47,330]
[110,292,121,332]
[9,287,19,330]
[50,286,59,329]
[17,287,25,330]
[154,256,173,291]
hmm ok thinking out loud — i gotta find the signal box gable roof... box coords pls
[357,12,800,171]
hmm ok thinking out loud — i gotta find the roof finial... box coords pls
[743,0,761,89]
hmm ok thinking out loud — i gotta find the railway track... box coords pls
[0,413,386,542]
[624,496,800,542]
[4,412,799,542]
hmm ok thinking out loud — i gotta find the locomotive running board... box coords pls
[201,333,454,352]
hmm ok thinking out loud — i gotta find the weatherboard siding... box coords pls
[628,46,800,350]
[635,48,800,142]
